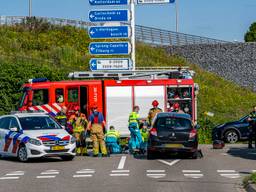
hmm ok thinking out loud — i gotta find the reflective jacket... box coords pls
[55,112,67,127]
[147,107,162,125]
[128,112,140,124]
[69,113,87,133]
[106,130,120,139]
[141,129,149,142]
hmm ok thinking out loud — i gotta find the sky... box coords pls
[1,0,256,41]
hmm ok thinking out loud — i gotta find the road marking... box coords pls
[147,174,166,178]
[111,170,130,173]
[0,176,20,180]
[6,171,25,176]
[158,159,180,167]
[45,170,59,172]
[41,172,59,175]
[182,170,201,173]
[76,170,95,174]
[184,174,204,179]
[36,176,56,179]
[117,156,127,169]
[147,170,165,173]
[217,170,236,173]
[220,174,240,179]
[73,175,93,178]
[110,173,129,177]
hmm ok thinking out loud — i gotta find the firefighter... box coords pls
[69,106,88,156]
[128,106,143,153]
[87,104,108,157]
[55,106,67,128]
[147,100,163,126]
[105,126,121,154]
[247,106,256,149]
[173,103,185,114]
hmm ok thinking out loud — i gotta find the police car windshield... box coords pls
[19,116,62,130]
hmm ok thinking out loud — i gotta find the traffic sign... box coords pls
[89,42,131,55]
[137,0,174,4]
[89,26,130,39]
[90,58,131,71]
[89,0,129,6]
[89,10,130,22]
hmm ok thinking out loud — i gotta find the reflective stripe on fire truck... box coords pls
[28,103,61,116]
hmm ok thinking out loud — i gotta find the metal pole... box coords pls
[29,0,32,17]
[175,0,179,33]
[131,0,136,71]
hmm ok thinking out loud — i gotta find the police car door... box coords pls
[0,117,11,155]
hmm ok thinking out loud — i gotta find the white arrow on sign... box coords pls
[90,30,95,35]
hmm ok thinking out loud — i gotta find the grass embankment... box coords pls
[0,18,256,143]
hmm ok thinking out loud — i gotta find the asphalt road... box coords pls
[0,144,255,192]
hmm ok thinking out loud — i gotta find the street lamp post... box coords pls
[175,0,179,33]
[29,0,32,17]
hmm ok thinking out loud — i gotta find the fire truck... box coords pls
[18,68,199,137]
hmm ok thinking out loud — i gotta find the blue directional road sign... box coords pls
[89,26,130,39]
[89,42,131,55]
[90,58,131,71]
[89,0,129,6]
[89,10,129,22]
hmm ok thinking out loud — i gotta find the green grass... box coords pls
[0,19,256,143]
[243,173,256,187]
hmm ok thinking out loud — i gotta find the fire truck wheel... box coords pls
[147,151,156,160]
[17,145,29,162]
[60,155,75,161]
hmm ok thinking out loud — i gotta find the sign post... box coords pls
[131,0,136,71]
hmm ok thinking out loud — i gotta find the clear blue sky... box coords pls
[1,0,256,41]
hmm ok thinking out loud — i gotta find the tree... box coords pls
[245,22,256,42]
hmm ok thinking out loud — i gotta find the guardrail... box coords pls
[0,16,230,46]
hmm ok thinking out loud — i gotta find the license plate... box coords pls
[164,144,183,148]
[51,146,65,151]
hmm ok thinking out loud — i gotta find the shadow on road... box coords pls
[0,155,63,163]
[227,147,256,160]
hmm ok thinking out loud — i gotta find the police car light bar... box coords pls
[28,78,48,83]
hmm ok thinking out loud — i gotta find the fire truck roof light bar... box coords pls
[68,69,195,80]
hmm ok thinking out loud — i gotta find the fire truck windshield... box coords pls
[19,87,29,108]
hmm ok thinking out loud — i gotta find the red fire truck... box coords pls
[18,68,199,136]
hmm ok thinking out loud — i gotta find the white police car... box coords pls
[0,112,76,162]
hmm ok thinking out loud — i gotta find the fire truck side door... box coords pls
[80,86,88,117]
[66,87,79,110]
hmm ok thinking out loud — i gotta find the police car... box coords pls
[0,112,76,162]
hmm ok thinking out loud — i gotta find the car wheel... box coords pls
[147,151,156,160]
[61,155,75,161]
[17,145,29,162]
[225,130,239,143]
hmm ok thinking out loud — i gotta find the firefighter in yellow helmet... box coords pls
[87,104,108,157]
[69,106,88,156]
[147,100,163,126]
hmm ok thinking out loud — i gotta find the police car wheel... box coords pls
[17,146,28,162]
[60,155,75,161]
[225,130,239,144]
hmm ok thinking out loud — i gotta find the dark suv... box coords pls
[147,112,199,159]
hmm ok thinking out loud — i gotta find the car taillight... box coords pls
[189,129,197,139]
[150,128,157,136]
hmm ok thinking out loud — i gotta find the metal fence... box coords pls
[0,16,229,46]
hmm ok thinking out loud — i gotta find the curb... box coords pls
[246,184,256,192]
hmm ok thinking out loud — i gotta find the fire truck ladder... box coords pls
[68,67,195,80]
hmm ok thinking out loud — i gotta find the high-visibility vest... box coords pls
[55,112,67,127]
[129,112,139,124]
[148,108,162,125]
[69,114,87,133]
[106,130,120,139]
[141,129,149,142]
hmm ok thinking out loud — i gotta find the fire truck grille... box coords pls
[43,140,69,146]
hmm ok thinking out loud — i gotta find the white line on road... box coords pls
[0,177,20,180]
[44,170,60,172]
[147,174,166,179]
[6,173,24,176]
[41,172,59,175]
[109,173,129,177]
[217,170,236,173]
[36,175,56,179]
[158,159,180,167]
[76,170,95,174]
[182,170,201,173]
[117,156,127,170]
[147,170,165,173]
[184,174,204,178]
[73,175,93,178]
[111,170,130,173]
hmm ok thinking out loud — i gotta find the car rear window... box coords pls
[19,116,62,130]
[155,117,192,132]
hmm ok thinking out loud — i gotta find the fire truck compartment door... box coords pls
[134,86,165,119]
[106,86,132,136]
